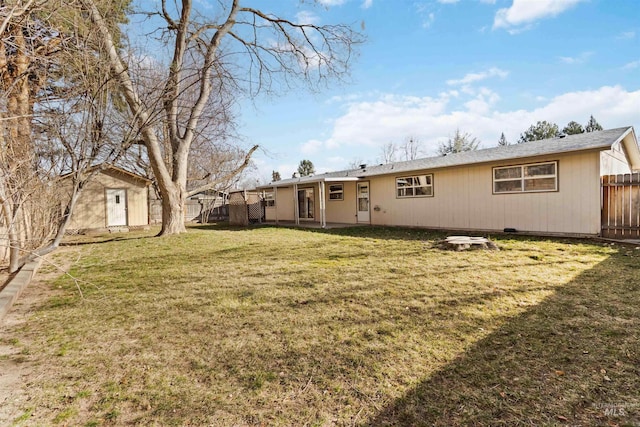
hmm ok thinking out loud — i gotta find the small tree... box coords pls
[271,170,281,182]
[438,129,480,156]
[297,160,315,177]
[400,137,422,161]
[379,142,397,163]
[498,132,509,146]
[518,121,560,143]
[585,115,603,132]
[562,121,585,135]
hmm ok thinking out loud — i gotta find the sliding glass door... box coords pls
[297,188,314,220]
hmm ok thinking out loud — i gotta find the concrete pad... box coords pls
[0,259,42,323]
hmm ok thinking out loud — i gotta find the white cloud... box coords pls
[327,156,346,164]
[296,11,320,25]
[277,164,299,179]
[301,139,325,154]
[361,0,373,9]
[423,12,435,29]
[316,0,347,6]
[193,0,213,10]
[446,67,509,86]
[326,93,364,104]
[414,3,436,29]
[622,60,640,70]
[617,30,636,40]
[493,0,585,32]
[437,0,459,3]
[315,86,640,156]
[559,51,594,65]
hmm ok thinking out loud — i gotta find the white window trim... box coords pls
[396,174,434,198]
[493,161,558,194]
[328,183,344,201]
[263,191,276,207]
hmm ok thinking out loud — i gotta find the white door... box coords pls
[357,182,370,223]
[106,189,127,226]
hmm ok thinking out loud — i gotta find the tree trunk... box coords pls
[158,182,187,235]
[0,198,20,273]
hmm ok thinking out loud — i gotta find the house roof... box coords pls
[258,127,638,189]
[60,164,151,184]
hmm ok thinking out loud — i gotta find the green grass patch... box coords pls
[2,224,639,426]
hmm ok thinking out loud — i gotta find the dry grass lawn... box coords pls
[1,224,639,426]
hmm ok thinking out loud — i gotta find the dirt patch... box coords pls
[0,250,77,425]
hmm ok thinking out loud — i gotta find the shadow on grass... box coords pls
[363,253,640,426]
[59,235,155,247]
[197,222,601,247]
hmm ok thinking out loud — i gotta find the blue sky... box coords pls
[131,0,639,184]
[236,0,639,183]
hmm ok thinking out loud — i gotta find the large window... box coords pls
[396,174,433,198]
[328,184,343,200]
[493,161,558,194]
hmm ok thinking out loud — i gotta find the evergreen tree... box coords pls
[297,159,315,176]
[562,121,585,135]
[585,115,603,132]
[498,132,509,146]
[438,129,480,155]
[271,170,281,181]
[518,121,560,143]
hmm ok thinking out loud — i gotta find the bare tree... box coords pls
[379,142,397,164]
[81,0,362,235]
[400,136,423,161]
[347,157,367,169]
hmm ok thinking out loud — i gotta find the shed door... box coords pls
[106,189,127,226]
[357,182,370,223]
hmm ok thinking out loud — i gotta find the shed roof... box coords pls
[60,164,151,185]
[259,127,638,189]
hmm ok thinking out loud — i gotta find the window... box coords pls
[493,161,558,194]
[396,174,433,198]
[328,184,343,201]
[264,191,275,207]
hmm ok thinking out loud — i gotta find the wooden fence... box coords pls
[601,173,640,239]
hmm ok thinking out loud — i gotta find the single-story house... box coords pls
[63,165,151,232]
[257,127,640,237]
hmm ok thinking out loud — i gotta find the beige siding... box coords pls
[325,182,358,224]
[68,170,149,230]
[267,187,295,221]
[369,151,602,235]
[600,142,633,175]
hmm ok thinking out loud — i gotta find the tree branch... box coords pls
[186,144,258,197]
